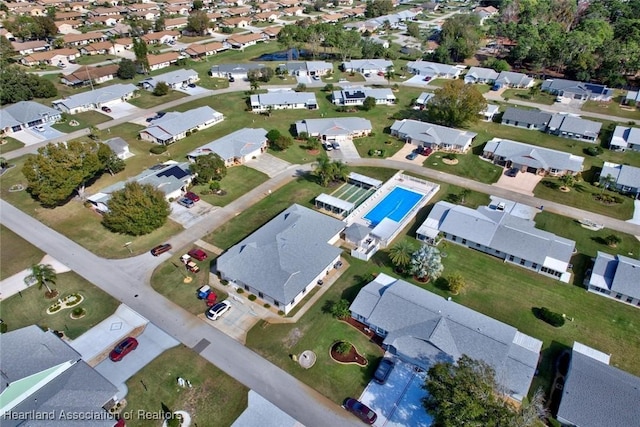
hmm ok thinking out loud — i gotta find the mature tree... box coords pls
[426,80,487,127]
[102,182,170,235]
[154,15,166,32]
[406,21,420,38]
[97,143,125,175]
[438,14,483,62]
[389,240,415,271]
[314,157,349,187]
[0,35,16,65]
[22,141,106,206]
[259,66,274,82]
[362,96,377,111]
[0,66,57,105]
[560,174,575,189]
[423,356,514,427]
[604,234,621,247]
[186,10,210,36]
[409,245,443,282]
[192,0,203,10]
[153,81,169,96]
[190,153,227,183]
[24,264,57,297]
[117,58,136,79]
[483,57,510,72]
[266,129,282,144]
[250,80,260,92]
[361,38,386,58]
[132,38,149,74]
[327,299,351,319]
[446,272,465,294]
[365,0,393,18]
[272,135,293,150]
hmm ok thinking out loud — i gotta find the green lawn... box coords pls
[124,345,248,427]
[196,76,230,91]
[0,137,25,154]
[52,110,111,133]
[422,146,503,184]
[0,271,120,339]
[127,90,187,109]
[192,166,268,207]
[502,89,556,105]
[581,96,640,122]
[0,224,44,280]
[75,54,119,66]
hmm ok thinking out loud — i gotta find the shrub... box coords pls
[0,322,7,333]
[185,130,192,137]
[150,145,167,154]
[329,299,351,319]
[586,146,603,156]
[248,294,257,301]
[236,288,244,294]
[444,153,458,160]
[368,149,376,156]
[263,303,271,309]
[72,307,85,317]
[210,181,221,191]
[221,279,229,286]
[336,341,351,354]
[278,310,285,316]
[538,307,565,327]
[49,304,61,313]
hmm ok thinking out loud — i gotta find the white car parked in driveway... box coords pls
[206,300,231,321]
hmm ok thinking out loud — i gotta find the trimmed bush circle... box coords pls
[536,307,565,327]
[248,294,257,301]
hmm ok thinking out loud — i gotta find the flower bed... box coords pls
[46,293,84,315]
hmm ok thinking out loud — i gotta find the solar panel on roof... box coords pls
[157,165,189,179]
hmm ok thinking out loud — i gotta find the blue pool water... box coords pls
[364,187,424,226]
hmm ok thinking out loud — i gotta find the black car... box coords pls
[228,76,235,82]
[188,83,196,88]
[343,398,377,425]
[373,358,395,384]
[506,167,519,177]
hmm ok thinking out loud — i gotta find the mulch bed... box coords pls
[343,317,384,347]
[330,341,368,366]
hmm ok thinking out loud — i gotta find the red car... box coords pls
[184,192,200,202]
[188,248,208,261]
[344,398,377,425]
[423,76,432,82]
[109,337,138,362]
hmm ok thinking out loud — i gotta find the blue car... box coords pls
[406,151,418,160]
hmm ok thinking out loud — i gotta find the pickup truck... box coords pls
[180,254,200,273]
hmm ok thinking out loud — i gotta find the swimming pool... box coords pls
[364,187,424,226]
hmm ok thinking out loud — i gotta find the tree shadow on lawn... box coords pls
[541,179,560,190]
[581,165,600,183]
[570,253,591,288]
[536,340,572,407]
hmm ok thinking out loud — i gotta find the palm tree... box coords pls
[314,156,332,187]
[331,160,349,183]
[250,79,260,93]
[409,245,444,282]
[389,240,414,272]
[385,65,394,85]
[459,188,470,205]
[24,264,58,297]
[560,174,575,189]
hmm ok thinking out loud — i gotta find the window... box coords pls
[509,255,515,262]
[451,236,457,242]
[520,259,526,265]
[462,239,466,244]
[626,297,633,303]
[616,294,622,299]
[244,285,249,291]
[532,263,538,269]
[274,301,279,307]
[258,292,263,298]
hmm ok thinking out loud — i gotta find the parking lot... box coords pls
[169,199,219,228]
[359,358,432,427]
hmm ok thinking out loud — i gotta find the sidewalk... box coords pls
[0,255,70,300]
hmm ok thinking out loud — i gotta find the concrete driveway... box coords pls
[389,143,422,164]
[359,358,432,427]
[246,153,292,177]
[329,139,361,161]
[200,295,265,344]
[492,168,543,196]
[169,200,219,228]
[94,322,180,400]
[175,85,212,96]
[11,126,67,145]
[402,75,432,88]
[102,102,143,120]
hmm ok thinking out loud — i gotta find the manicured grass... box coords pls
[502,89,556,105]
[204,167,398,250]
[75,54,118,66]
[0,137,25,154]
[196,76,230,90]
[0,224,45,280]
[535,211,640,285]
[534,179,635,220]
[245,256,384,403]
[0,271,120,339]
[52,110,111,133]
[127,89,187,109]
[192,166,268,207]
[422,148,502,184]
[581,96,640,122]
[124,345,248,427]
[150,253,226,316]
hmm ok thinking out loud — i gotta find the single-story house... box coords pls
[187,128,268,166]
[79,41,115,56]
[183,42,228,59]
[295,117,372,143]
[416,201,576,282]
[282,6,303,16]
[226,33,264,49]
[139,68,199,90]
[147,51,180,71]
[209,63,266,79]
[139,106,224,145]
[483,138,584,176]
[254,11,279,22]
[277,61,333,76]
[61,64,119,87]
[164,16,188,28]
[221,17,250,29]
[250,90,318,112]
[87,161,194,211]
[62,31,106,47]
[474,5,499,25]
[0,326,120,427]
[262,26,283,39]
[217,204,345,314]
[21,48,80,66]
[494,71,534,88]
[501,107,552,130]
[546,113,602,142]
[86,15,122,26]
[104,136,133,160]
[557,342,640,427]
[341,59,393,74]
[624,90,640,107]
[332,86,396,106]
[112,37,133,54]
[320,13,346,23]
[599,162,640,198]
[464,66,499,84]
[406,60,461,79]
[0,101,61,135]
[482,104,500,121]
[52,83,137,114]
[55,20,82,34]
[414,92,435,109]
[141,30,179,45]
[10,40,49,55]
[587,252,640,308]
[349,273,542,402]
[609,125,640,152]
[541,79,614,102]
[390,119,477,153]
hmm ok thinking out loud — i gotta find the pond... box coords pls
[255,48,310,61]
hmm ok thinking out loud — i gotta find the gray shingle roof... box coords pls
[349,274,542,401]
[464,66,499,82]
[590,251,640,299]
[344,222,371,242]
[231,390,300,427]
[279,61,332,74]
[295,117,372,137]
[104,137,128,155]
[187,128,267,161]
[250,91,317,108]
[342,59,393,71]
[142,68,197,88]
[141,106,223,141]
[217,204,344,304]
[495,71,533,87]
[0,101,61,129]
[406,60,460,77]
[601,162,640,189]
[541,79,612,98]
[52,84,137,110]
[547,114,602,137]
[557,347,640,427]
[501,107,552,127]
[610,126,640,148]
[416,92,435,105]
[390,119,477,149]
[209,63,266,75]
[332,86,395,103]
[484,138,584,173]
